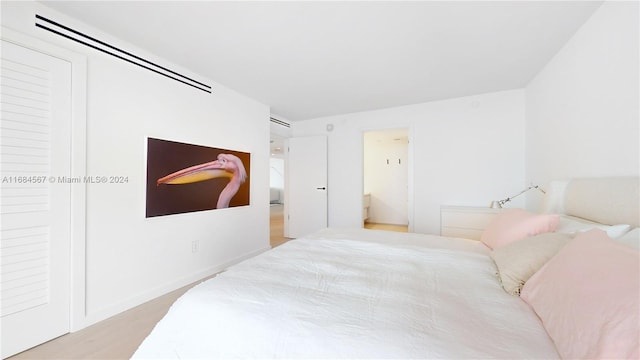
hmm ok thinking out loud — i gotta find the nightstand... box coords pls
[440,205,502,240]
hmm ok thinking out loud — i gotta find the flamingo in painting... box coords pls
[157,153,247,209]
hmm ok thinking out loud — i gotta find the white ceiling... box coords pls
[42,1,601,122]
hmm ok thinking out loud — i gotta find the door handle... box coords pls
[316,187,326,190]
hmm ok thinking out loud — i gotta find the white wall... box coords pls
[525,1,639,210]
[363,130,409,225]
[2,2,270,328]
[293,89,526,234]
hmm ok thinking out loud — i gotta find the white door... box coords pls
[1,40,72,358]
[285,136,327,238]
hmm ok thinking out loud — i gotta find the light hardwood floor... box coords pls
[364,222,408,232]
[270,203,291,247]
[10,206,406,359]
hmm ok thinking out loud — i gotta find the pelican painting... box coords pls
[157,153,247,209]
[146,137,250,217]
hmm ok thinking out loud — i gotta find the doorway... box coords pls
[363,129,409,232]
[269,133,287,247]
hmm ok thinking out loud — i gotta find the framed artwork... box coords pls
[146,137,250,217]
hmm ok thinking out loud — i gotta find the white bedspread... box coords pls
[133,229,558,359]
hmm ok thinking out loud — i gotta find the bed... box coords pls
[133,177,639,359]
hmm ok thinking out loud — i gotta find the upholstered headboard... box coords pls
[542,177,640,228]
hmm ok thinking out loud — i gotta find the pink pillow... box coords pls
[520,229,640,359]
[480,209,559,249]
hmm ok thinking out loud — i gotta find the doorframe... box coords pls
[2,27,88,331]
[361,126,415,232]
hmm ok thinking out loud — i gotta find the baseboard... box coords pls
[74,245,271,331]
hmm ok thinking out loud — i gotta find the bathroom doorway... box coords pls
[363,129,409,232]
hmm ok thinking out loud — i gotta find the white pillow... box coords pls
[616,228,639,249]
[556,215,631,239]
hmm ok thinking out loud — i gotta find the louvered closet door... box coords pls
[1,40,72,358]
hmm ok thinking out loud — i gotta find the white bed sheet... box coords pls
[133,229,558,359]
[305,227,492,254]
